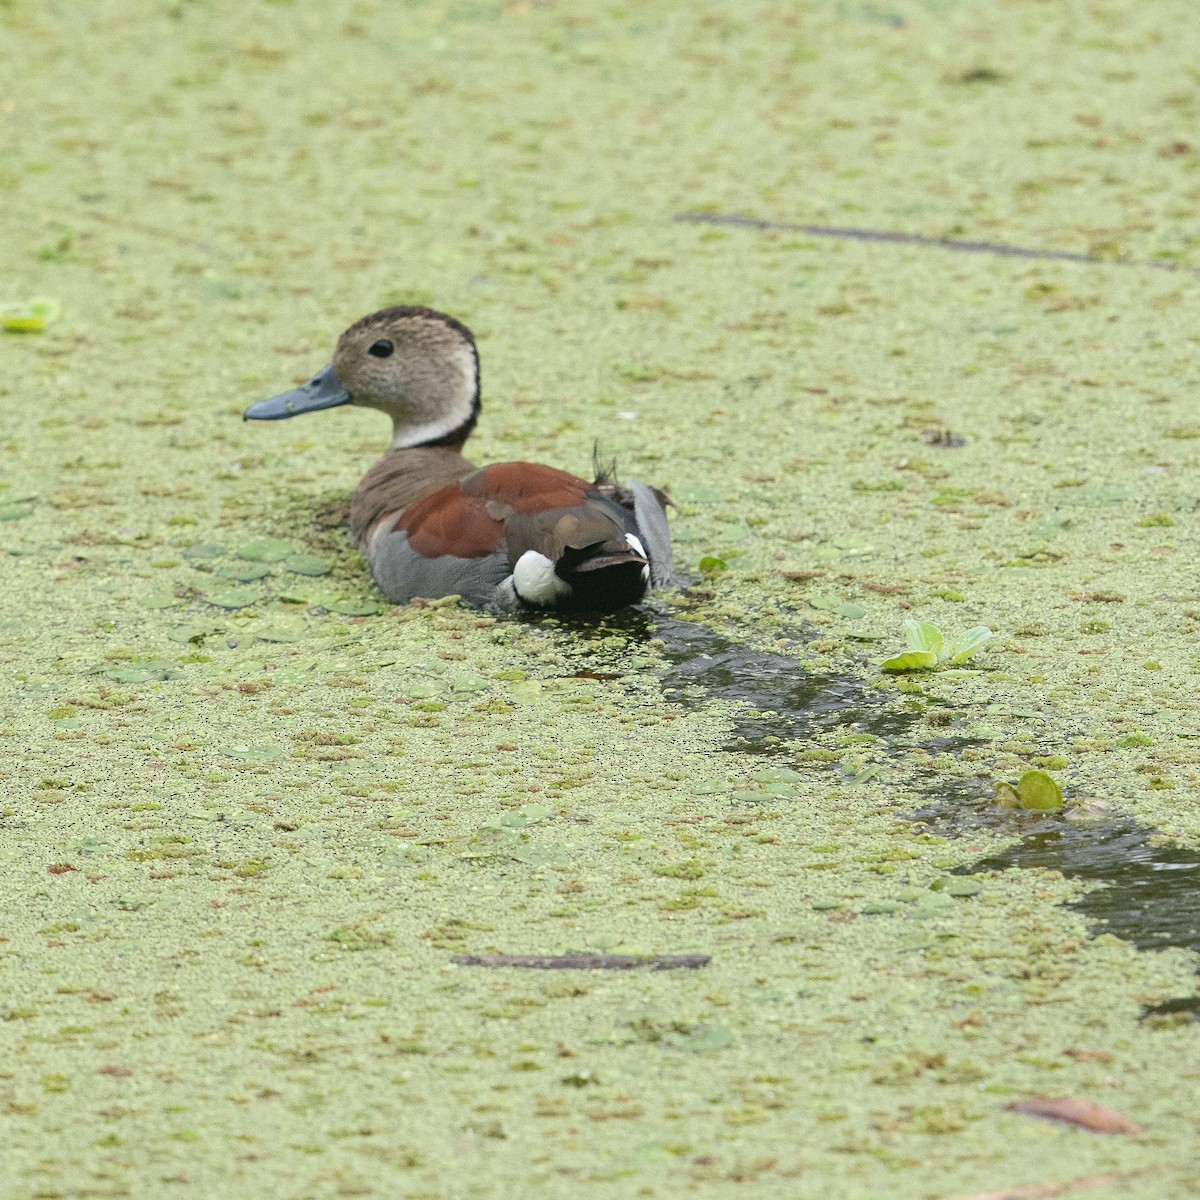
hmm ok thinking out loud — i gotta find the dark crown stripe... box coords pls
[342,305,478,348]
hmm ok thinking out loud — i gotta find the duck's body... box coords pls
[244,306,672,612]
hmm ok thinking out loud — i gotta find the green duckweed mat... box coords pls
[2,2,1200,1197]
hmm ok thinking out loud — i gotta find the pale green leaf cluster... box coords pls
[880,620,992,672]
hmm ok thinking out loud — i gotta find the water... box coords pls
[653,615,920,747]
[973,818,1200,955]
[563,605,1200,987]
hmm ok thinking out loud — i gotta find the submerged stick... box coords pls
[450,953,711,971]
[945,1168,1153,1200]
[674,211,1196,274]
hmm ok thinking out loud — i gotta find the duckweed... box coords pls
[3,5,1199,1197]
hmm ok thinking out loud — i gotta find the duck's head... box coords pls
[244,306,480,450]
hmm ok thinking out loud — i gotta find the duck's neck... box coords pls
[390,411,478,451]
[349,444,476,549]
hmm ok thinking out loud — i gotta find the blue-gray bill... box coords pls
[243,363,351,421]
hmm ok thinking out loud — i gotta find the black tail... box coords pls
[556,543,649,612]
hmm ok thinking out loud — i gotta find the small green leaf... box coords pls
[881,650,938,673]
[141,592,180,610]
[167,623,214,645]
[931,878,982,898]
[106,662,181,684]
[254,622,305,643]
[698,556,727,574]
[277,583,335,605]
[222,743,281,762]
[327,599,386,616]
[2,297,60,333]
[904,620,944,656]
[499,803,551,828]
[283,554,331,577]
[510,843,569,867]
[3,316,52,335]
[843,764,879,784]
[1016,769,1063,811]
[732,790,771,804]
[206,587,260,610]
[752,768,802,788]
[217,561,271,582]
[448,674,489,693]
[946,625,993,664]
[993,782,1022,809]
[182,543,226,561]
[236,537,294,563]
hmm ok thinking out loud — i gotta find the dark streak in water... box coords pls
[675,211,1200,275]
[975,819,1200,954]
[653,615,919,748]
[912,790,1200,974]
[567,606,1200,984]
[1141,996,1200,1024]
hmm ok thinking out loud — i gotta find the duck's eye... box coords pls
[368,339,394,358]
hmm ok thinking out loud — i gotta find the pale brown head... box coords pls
[245,305,481,450]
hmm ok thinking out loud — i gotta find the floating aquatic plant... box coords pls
[880,620,992,672]
[2,298,60,333]
[237,536,294,563]
[994,769,1063,812]
[808,594,866,620]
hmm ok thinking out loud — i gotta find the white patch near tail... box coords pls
[512,550,574,606]
[625,533,650,583]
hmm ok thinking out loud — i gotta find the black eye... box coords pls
[368,339,394,358]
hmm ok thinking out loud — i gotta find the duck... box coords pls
[243,305,673,612]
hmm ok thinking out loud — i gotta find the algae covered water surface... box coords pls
[3,2,1200,1197]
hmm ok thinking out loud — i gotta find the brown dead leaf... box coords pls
[945,1169,1150,1200]
[779,569,827,582]
[1005,1095,1143,1135]
[861,580,909,595]
[1063,1048,1113,1064]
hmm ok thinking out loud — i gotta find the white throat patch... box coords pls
[389,412,472,450]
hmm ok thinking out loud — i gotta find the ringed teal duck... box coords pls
[244,306,673,612]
